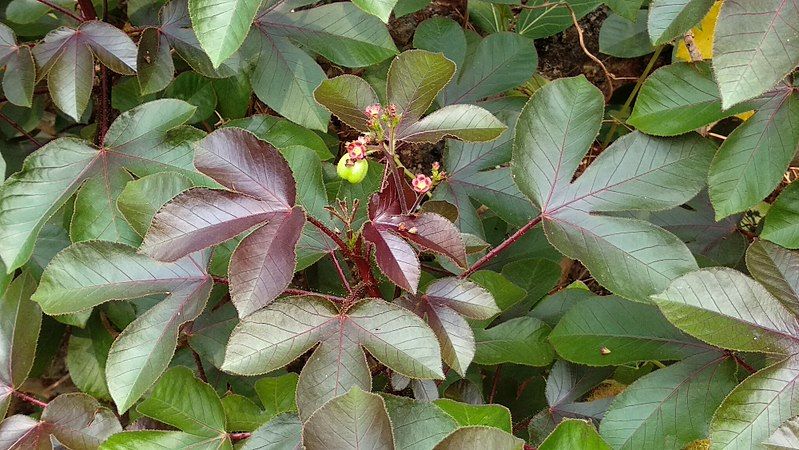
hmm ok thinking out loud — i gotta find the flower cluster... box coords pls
[364,103,401,136]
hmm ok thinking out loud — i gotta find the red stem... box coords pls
[306,216,350,255]
[732,353,757,374]
[330,252,352,293]
[97,66,112,146]
[76,0,97,19]
[12,390,47,408]
[0,110,41,147]
[191,349,208,382]
[35,0,83,21]
[229,432,251,442]
[460,215,543,278]
[488,365,501,404]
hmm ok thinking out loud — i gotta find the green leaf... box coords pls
[138,366,226,437]
[188,0,261,68]
[412,17,467,68]
[710,356,799,449]
[164,72,218,124]
[67,313,114,400]
[255,373,298,417]
[550,295,712,366]
[117,172,194,237]
[387,50,455,127]
[0,99,202,272]
[434,399,512,432]
[712,0,799,108]
[604,0,644,21]
[628,62,757,136]
[473,316,554,366]
[543,211,698,303]
[352,0,398,23]
[514,77,708,302]
[516,0,602,39]
[599,10,655,58]
[262,2,398,67]
[241,414,302,450]
[709,89,799,219]
[101,430,232,449]
[600,352,737,449]
[137,27,174,95]
[314,75,380,133]
[382,394,458,450]
[746,241,799,316]
[540,419,610,450]
[302,387,394,450]
[762,182,799,249]
[513,76,604,210]
[0,273,40,416]
[433,426,524,450]
[246,32,329,131]
[227,114,332,160]
[440,32,537,106]
[647,0,714,45]
[0,25,35,108]
[396,104,506,143]
[651,268,799,354]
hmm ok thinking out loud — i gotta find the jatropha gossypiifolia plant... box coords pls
[2,0,799,448]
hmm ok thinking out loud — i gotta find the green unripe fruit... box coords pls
[337,154,368,184]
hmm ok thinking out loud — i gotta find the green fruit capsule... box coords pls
[337,154,368,184]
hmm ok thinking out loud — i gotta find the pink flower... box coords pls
[386,103,398,117]
[364,104,382,118]
[412,174,432,194]
[346,139,368,161]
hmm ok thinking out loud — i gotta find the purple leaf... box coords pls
[229,206,306,316]
[425,277,498,319]
[140,189,281,261]
[363,222,421,294]
[195,128,296,207]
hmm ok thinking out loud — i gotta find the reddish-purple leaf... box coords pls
[363,222,421,294]
[229,206,306,316]
[140,189,280,261]
[395,213,467,268]
[195,128,296,207]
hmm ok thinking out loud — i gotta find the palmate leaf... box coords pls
[0,393,121,450]
[137,27,175,95]
[0,99,206,273]
[516,0,601,39]
[223,296,443,419]
[303,387,394,450]
[31,241,213,413]
[0,273,40,418]
[712,0,799,108]
[363,170,467,293]
[66,313,114,401]
[708,88,799,219]
[434,426,524,450]
[0,23,35,107]
[513,76,713,302]
[32,21,137,120]
[240,414,302,450]
[316,50,506,145]
[398,277,498,375]
[142,128,306,317]
[600,351,737,450]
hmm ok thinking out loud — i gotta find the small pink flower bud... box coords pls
[412,174,432,194]
[386,103,398,117]
[364,104,382,118]
[431,161,440,171]
[346,140,368,161]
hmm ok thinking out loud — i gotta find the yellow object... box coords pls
[674,1,754,120]
[337,154,368,184]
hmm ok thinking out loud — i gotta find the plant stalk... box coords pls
[460,215,543,278]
